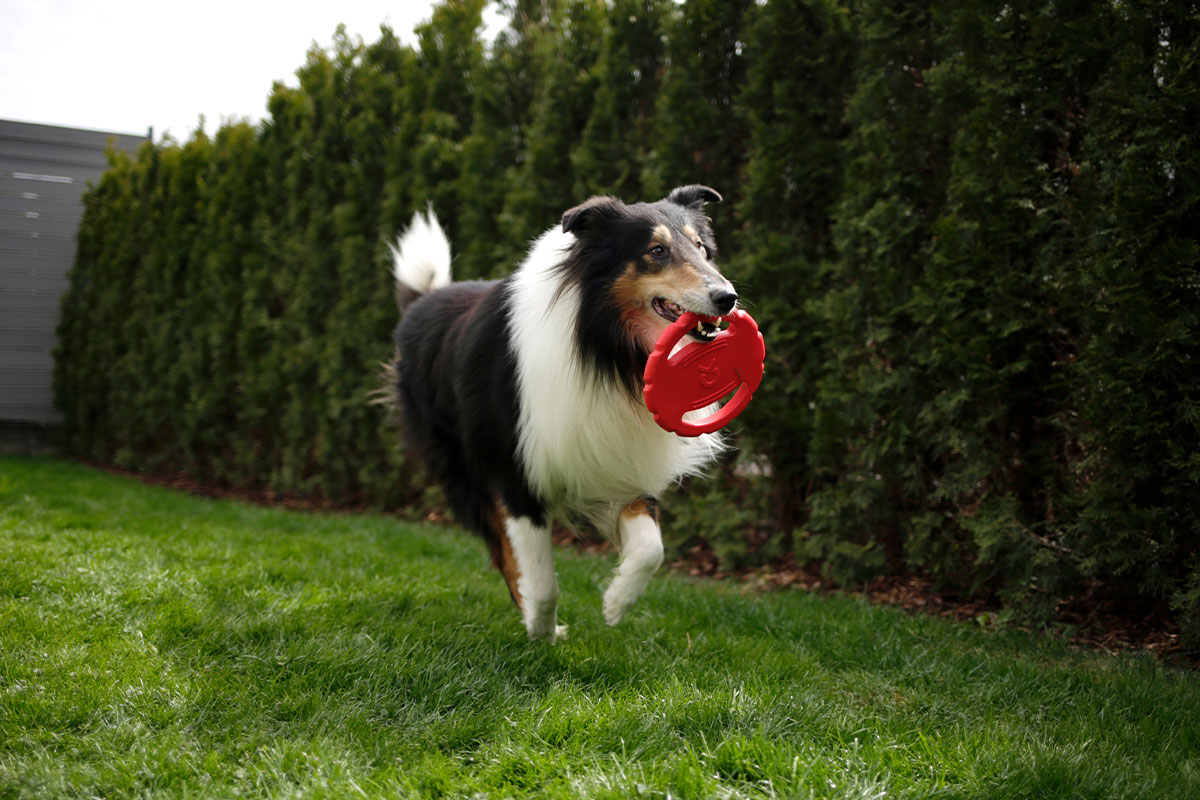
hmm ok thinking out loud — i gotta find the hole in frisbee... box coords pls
[681,383,742,423]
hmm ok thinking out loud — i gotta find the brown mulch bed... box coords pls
[669,541,1188,663]
[84,460,1189,664]
[86,460,380,514]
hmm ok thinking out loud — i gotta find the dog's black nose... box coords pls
[710,288,738,315]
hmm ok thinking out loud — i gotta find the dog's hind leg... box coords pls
[603,499,665,626]
[483,500,523,608]
[504,515,567,642]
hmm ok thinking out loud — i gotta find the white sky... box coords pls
[1,0,505,141]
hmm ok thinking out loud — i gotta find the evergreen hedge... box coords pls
[56,0,1199,646]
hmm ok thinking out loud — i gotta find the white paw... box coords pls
[603,593,629,626]
[527,622,568,643]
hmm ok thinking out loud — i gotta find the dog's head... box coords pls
[561,185,736,359]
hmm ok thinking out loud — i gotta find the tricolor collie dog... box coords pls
[386,185,737,641]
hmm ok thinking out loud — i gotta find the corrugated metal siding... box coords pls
[0,120,146,423]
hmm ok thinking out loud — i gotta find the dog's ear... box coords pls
[666,185,722,209]
[562,195,625,236]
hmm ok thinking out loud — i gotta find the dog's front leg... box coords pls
[504,516,566,642]
[603,500,665,626]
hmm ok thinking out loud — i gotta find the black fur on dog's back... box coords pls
[393,280,547,544]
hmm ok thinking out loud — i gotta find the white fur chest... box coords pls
[507,229,722,519]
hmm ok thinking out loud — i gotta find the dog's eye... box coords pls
[649,244,668,259]
[697,241,709,258]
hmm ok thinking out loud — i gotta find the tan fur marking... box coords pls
[682,224,698,242]
[632,265,707,300]
[621,499,652,520]
[613,262,709,349]
[485,501,522,609]
[614,263,705,345]
[612,263,644,314]
[652,224,672,244]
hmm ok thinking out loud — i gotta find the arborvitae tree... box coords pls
[176,123,260,480]
[645,0,752,240]
[126,135,218,470]
[233,81,302,484]
[887,0,1109,611]
[276,43,341,493]
[407,0,486,244]
[455,1,550,278]
[315,29,416,504]
[56,146,142,461]
[733,0,855,538]
[568,0,670,201]
[375,32,423,244]
[499,0,605,242]
[1065,0,1200,643]
[796,1,966,582]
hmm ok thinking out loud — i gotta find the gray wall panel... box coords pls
[0,119,146,423]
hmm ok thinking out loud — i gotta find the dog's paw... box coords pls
[603,596,628,627]
[604,580,645,626]
[527,622,569,643]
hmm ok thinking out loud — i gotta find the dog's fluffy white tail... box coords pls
[390,207,451,306]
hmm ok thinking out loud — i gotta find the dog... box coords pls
[385,185,737,641]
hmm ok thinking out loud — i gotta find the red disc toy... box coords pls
[643,309,766,437]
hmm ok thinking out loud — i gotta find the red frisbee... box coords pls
[643,308,765,437]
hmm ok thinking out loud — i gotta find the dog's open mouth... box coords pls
[652,297,720,342]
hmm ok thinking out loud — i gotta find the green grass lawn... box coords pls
[1,457,1197,799]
